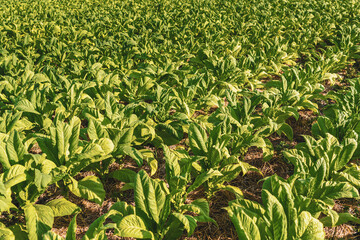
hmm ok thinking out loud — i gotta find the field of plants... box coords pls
[0,0,360,239]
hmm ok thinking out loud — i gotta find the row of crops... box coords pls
[1,0,360,239]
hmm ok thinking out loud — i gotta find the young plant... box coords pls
[108,169,214,239]
[187,123,259,198]
[284,133,360,188]
[226,175,325,240]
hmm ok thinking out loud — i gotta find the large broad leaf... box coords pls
[46,198,80,217]
[188,123,208,156]
[69,117,81,156]
[24,204,54,240]
[116,215,154,239]
[0,181,15,212]
[218,162,260,182]
[37,137,58,165]
[215,184,243,199]
[262,190,287,240]
[5,112,22,133]
[162,145,181,183]
[172,213,197,236]
[334,138,357,171]
[6,130,26,165]
[263,175,295,223]
[34,169,52,192]
[226,205,261,240]
[87,119,108,140]
[133,122,155,145]
[3,164,27,188]
[0,144,11,170]
[69,176,105,205]
[15,99,40,115]
[229,198,265,217]
[134,170,166,225]
[296,211,325,239]
[134,170,151,223]
[55,121,72,165]
[113,128,134,146]
[94,138,114,155]
[110,169,137,183]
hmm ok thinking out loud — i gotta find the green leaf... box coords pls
[116,128,134,146]
[37,137,58,165]
[83,209,118,240]
[69,117,81,156]
[7,225,27,240]
[226,205,261,240]
[277,123,293,141]
[230,198,265,216]
[0,144,11,170]
[172,213,197,236]
[143,171,160,223]
[133,122,155,145]
[262,190,287,240]
[334,165,360,188]
[134,170,151,222]
[297,211,325,239]
[188,123,208,156]
[15,99,40,115]
[0,181,15,212]
[87,119,108,140]
[94,138,114,155]
[314,181,359,200]
[69,176,105,205]
[216,184,243,199]
[187,169,222,193]
[116,215,154,239]
[116,145,143,166]
[155,122,183,146]
[3,164,27,188]
[6,130,25,164]
[6,112,22,133]
[321,212,360,227]
[109,201,135,223]
[188,199,216,224]
[334,138,357,171]
[46,198,80,217]
[65,213,78,240]
[24,204,54,240]
[311,116,334,138]
[110,169,137,183]
[34,169,52,192]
